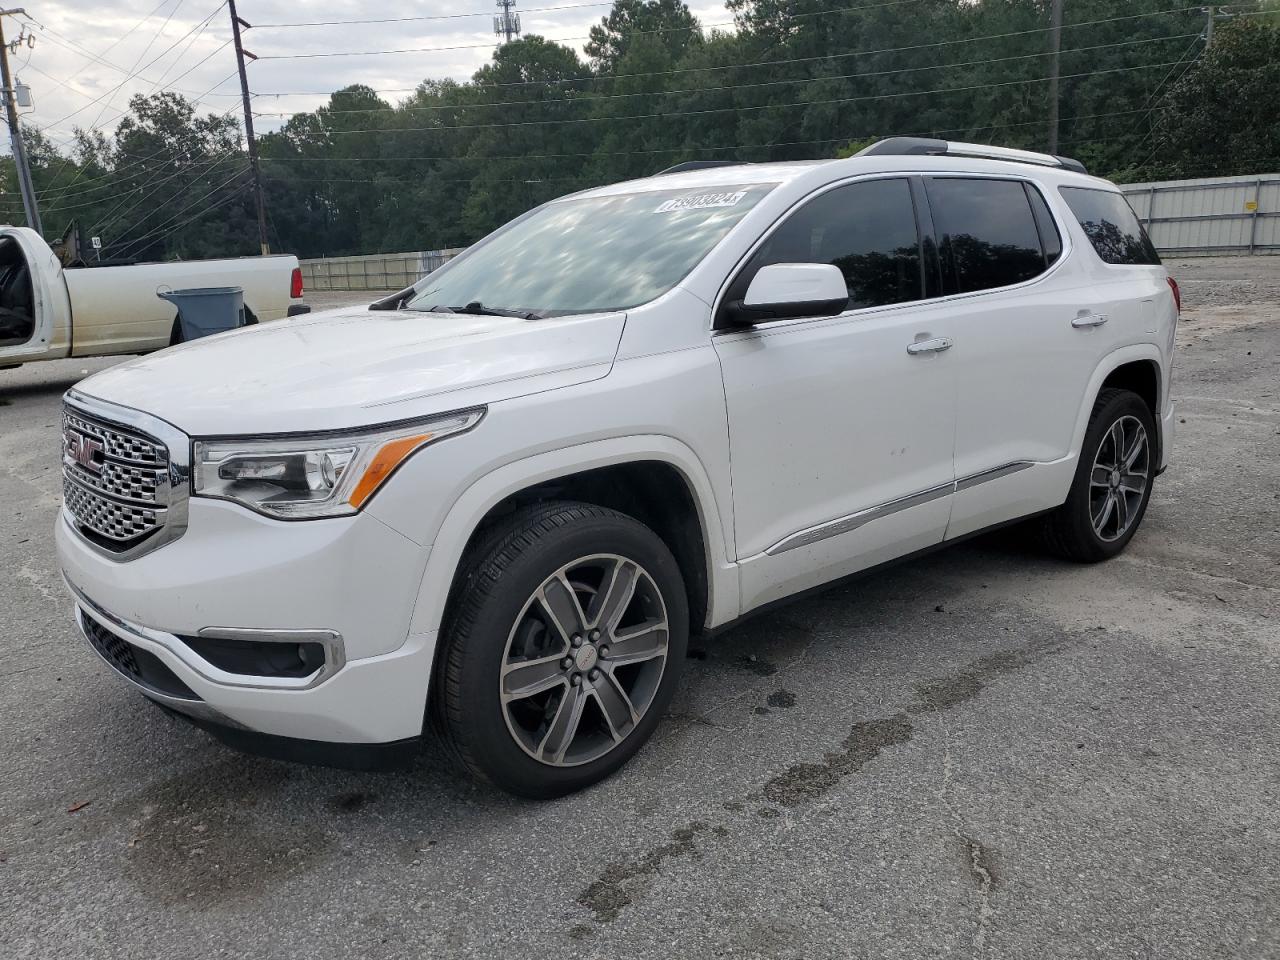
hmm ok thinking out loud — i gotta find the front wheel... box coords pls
[434,501,688,798]
[1042,387,1156,562]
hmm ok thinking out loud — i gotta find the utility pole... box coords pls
[1204,5,1215,48]
[1047,0,1063,155]
[0,8,40,235]
[228,0,269,255]
[493,0,521,44]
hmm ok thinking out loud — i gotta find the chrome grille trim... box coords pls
[64,411,164,465]
[63,452,165,505]
[60,391,191,562]
[63,475,165,542]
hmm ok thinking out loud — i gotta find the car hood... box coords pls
[76,305,627,435]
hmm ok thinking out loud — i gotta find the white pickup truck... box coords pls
[0,225,305,368]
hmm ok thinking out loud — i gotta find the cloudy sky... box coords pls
[13,0,732,155]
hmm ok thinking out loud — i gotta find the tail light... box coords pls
[1167,275,1181,313]
[290,267,304,300]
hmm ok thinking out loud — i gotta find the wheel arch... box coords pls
[1072,346,1165,465]
[406,435,739,643]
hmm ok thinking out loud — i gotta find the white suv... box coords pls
[55,138,1179,797]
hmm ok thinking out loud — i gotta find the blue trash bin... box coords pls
[158,286,245,342]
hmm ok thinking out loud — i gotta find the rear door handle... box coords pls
[1071,313,1109,328]
[907,337,953,355]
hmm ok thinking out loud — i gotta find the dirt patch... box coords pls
[117,758,331,908]
[908,649,1035,715]
[577,822,711,922]
[766,689,797,709]
[760,713,915,807]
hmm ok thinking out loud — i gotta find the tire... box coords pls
[1041,388,1157,562]
[168,315,183,345]
[434,500,689,798]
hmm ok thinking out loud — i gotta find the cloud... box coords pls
[13,0,731,153]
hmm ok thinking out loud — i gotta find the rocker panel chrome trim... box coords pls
[954,460,1035,491]
[764,461,1036,556]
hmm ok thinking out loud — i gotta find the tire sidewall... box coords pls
[445,511,689,798]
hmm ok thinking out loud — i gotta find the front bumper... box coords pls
[57,497,439,746]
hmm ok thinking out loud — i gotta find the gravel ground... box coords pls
[2,257,1278,959]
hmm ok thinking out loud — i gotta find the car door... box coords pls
[712,176,958,612]
[919,175,1118,539]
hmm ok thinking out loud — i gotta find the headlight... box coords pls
[192,408,484,519]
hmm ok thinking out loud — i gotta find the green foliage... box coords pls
[14,1,1279,259]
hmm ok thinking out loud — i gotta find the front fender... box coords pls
[397,434,739,640]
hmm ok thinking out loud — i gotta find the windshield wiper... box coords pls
[452,301,541,320]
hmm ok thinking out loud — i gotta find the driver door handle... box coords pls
[1072,313,1109,328]
[907,337,953,356]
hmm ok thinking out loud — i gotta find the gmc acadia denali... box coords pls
[55,138,1179,797]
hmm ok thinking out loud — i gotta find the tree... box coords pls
[1140,16,1280,180]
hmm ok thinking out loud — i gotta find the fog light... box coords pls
[180,627,344,683]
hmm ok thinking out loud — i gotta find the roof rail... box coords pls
[655,160,751,176]
[855,137,1087,175]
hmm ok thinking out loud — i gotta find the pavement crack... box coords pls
[960,833,998,958]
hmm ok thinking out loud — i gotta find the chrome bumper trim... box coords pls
[74,605,249,730]
[63,574,347,691]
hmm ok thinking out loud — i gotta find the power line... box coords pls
[108,163,249,257]
[255,107,1165,168]
[255,0,615,28]
[253,3,1208,61]
[38,0,192,204]
[250,33,1201,119]
[27,4,224,104]
[89,150,242,237]
[112,180,251,260]
[227,5,1230,101]
[273,61,1190,138]
[43,3,227,129]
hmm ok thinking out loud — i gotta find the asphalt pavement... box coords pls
[2,258,1278,959]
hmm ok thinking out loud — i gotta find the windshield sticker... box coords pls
[654,190,748,213]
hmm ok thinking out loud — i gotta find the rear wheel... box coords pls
[1042,388,1156,562]
[435,501,688,798]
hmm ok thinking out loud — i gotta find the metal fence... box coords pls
[296,175,1277,290]
[298,248,465,292]
[1120,173,1278,256]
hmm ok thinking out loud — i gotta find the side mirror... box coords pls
[725,263,849,325]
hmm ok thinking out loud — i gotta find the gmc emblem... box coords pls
[66,430,105,474]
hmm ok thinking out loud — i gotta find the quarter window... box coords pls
[724,177,923,315]
[1059,186,1161,265]
[927,177,1051,294]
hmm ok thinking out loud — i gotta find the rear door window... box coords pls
[723,177,923,316]
[1059,186,1161,265]
[926,177,1051,294]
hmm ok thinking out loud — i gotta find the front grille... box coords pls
[70,458,161,504]
[62,406,172,553]
[64,411,163,464]
[81,612,199,700]
[63,478,162,543]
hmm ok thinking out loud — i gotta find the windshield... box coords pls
[404,183,775,317]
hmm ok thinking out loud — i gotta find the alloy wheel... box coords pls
[1089,414,1149,542]
[499,554,670,767]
